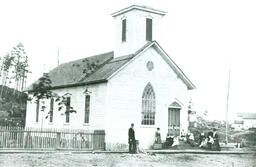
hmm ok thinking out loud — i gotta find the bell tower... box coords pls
[111,5,167,57]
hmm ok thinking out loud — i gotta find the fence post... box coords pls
[93,130,105,150]
[56,132,61,149]
[91,133,94,150]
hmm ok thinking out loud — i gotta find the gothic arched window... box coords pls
[141,83,155,125]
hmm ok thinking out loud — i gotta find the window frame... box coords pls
[84,95,90,124]
[146,18,153,41]
[35,99,40,123]
[122,19,127,42]
[141,83,156,126]
[65,96,71,123]
[49,98,54,123]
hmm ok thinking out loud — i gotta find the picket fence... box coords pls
[0,126,105,150]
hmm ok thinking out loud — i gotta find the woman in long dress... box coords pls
[155,128,161,144]
[212,128,221,151]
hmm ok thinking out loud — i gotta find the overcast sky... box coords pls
[0,0,255,121]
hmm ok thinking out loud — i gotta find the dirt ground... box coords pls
[0,153,255,167]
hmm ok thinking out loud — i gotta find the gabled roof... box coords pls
[25,51,113,91]
[107,41,196,90]
[25,52,135,91]
[111,5,167,17]
[26,41,195,91]
[81,54,134,84]
[49,51,113,87]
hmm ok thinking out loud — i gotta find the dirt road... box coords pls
[0,152,255,167]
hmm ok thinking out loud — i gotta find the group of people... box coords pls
[198,128,221,151]
[128,123,221,153]
[128,124,162,153]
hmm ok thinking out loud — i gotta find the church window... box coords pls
[49,98,54,123]
[84,95,90,123]
[146,18,152,41]
[146,61,154,71]
[122,19,126,42]
[142,83,155,125]
[65,97,71,123]
[36,99,40,122]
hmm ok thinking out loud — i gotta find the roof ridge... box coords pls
[58,51,114,67]
[109,54,134,63]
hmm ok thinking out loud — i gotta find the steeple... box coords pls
[111,5,167,57]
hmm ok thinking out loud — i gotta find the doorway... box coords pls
[168,103,181,136]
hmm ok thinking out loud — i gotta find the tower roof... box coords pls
[111,5,167,17]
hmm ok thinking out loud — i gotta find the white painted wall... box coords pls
[25,47,191,150]
[231,123,243,131]
[105,46,189,150]
[113,9,164,57]
[25,83,107,131]
[243,119,256,129]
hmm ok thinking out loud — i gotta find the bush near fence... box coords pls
[0,126,105,150]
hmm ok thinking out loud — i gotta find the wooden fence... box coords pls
[0,126,105,150]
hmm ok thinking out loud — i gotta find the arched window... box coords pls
[141,83,155,125]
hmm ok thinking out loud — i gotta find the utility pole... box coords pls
[225,63,231,144]
[57,47,60,66]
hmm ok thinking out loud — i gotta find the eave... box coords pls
[26,79,107,93]
[111,5,167,17]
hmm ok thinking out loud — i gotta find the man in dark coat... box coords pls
[128,123,136,153]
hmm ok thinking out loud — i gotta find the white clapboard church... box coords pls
[25,5,195,150]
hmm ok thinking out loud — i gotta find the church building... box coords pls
[25,5,195,150]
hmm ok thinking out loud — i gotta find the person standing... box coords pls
[155,128,161,144]
[213,128,221,151]
[207,131,214,150]
[128,123,136,153]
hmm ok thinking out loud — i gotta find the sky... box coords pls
[0,0,255,121]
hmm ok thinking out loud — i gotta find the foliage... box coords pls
[0,117,25,127]
[81,59,100,76]
[11,43,29,91]
[55,93,76,115]
[1,53,14,72]
[189,115,232,143]
[0,42,29,98]
[0,85,27,127]
[0,53,15,97]
[32,73,52,100]
[31,73,76,121]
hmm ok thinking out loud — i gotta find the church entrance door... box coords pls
[168,107,180,136]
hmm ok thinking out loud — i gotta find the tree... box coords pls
[32,73,52,100]
[30,73,76,127]
[11,43,29,93]
[0,43,29,127]
[82,59,99,76]
[0,53,15,98]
